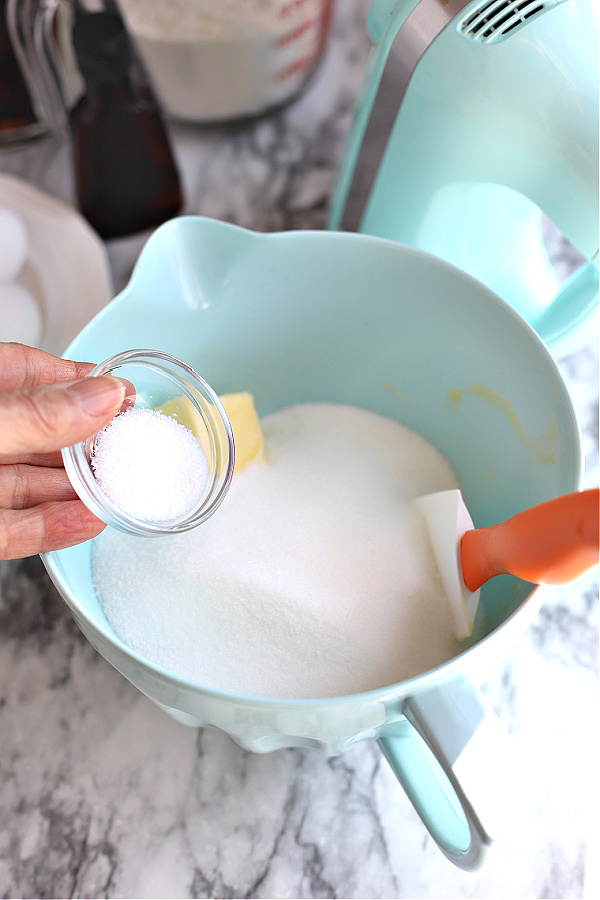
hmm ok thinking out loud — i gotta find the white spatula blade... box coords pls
[413,489,480,639]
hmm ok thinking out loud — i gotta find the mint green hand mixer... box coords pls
[329,0,599,357]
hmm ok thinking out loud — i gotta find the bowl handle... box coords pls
[377,675,532,870]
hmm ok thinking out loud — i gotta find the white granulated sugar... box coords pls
[92,403,461,699]
[91,407,209,522]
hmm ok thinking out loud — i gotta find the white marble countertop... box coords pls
[1,2,598,897]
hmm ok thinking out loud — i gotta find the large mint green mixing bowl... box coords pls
[42,217,581,869]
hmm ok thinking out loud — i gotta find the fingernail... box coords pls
[67,376,126,417]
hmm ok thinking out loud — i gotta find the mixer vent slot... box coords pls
[458,0,566,44]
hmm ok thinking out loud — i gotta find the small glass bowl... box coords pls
[62,350,235,536]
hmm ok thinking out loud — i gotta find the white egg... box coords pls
[0,282,43,346]
[0,204,30,282]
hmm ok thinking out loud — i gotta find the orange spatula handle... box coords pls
[461,489,599,592]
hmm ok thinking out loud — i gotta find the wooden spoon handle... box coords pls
[461,489,599,592]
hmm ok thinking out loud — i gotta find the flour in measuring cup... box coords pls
[92,403,461,699]
[118,0,332,121]
[120,1,288,40]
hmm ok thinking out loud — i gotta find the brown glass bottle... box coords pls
[0,0,45,143]
[68,2,182,239]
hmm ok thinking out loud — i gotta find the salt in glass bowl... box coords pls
[62,349,235,536]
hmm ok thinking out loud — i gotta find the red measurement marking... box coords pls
[279,0,312,18]
[277,18,317,47]
[275,52,317,81]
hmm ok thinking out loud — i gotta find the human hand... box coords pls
[0,342,127,559]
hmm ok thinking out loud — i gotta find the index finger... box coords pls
[0,342,95,391]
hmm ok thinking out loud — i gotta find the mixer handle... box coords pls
[535,262,599,356]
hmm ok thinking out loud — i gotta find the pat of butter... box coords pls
[220,392,265,470]
[157,391,264,473]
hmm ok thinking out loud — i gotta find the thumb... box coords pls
[0,376,127,456]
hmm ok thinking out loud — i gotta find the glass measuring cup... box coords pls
[117,0,336,122]
[62,350,235,536]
